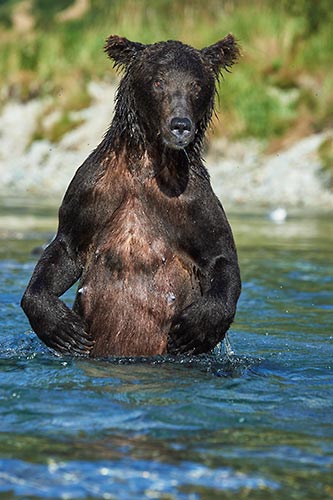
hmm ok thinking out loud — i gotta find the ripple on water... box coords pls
[1,211,333,499]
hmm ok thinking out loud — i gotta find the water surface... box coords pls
[0,201,332,499]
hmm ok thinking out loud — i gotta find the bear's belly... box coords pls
[73,198,201,357]
[77,255,200,357]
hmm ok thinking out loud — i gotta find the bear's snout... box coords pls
[166,116,194,149]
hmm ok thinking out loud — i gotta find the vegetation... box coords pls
[318,137,333,191]
[0,0,332,143]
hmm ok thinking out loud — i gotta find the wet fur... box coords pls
[74,155,202,356]
[22,35,241,357]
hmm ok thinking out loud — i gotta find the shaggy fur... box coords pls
[22,34,241,357]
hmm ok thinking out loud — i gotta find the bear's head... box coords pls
[105,35,239,151]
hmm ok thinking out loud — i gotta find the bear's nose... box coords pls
[170,117,193,139]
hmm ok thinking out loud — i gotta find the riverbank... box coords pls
[0,81,332,213]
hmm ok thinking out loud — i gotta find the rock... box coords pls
[208,133,333,210]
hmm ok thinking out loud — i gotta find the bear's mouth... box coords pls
[163,136,193,150]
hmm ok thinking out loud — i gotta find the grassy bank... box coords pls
[0,0,332,144]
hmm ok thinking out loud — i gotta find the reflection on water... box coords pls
[0,201,332,499]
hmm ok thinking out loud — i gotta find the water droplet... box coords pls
[167,292,176,304]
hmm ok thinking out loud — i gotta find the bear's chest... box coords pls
[94,195,174,273]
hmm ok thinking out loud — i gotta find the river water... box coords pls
[0,200,332,499]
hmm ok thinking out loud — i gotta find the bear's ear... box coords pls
[201,34,240,76]
[104,35,146,68]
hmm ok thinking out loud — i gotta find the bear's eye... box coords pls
[153,79,164,91]
[191,82,201,97]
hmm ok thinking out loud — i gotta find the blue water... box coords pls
[0,203,332,499]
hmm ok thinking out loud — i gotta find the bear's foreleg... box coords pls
[167,255,241,355]
[21,237,94,356]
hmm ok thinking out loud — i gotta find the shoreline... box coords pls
[1,82,332,212]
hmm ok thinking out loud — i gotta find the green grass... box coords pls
[0,0,332,141]
[318,137,333,191]
[31,107,86,144]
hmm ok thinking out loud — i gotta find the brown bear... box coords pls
[21,34,241,357]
